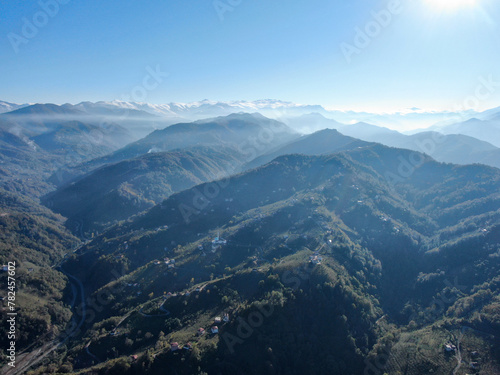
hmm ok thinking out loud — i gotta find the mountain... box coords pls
[8,99,500,132]
[0,119,135,197]
[115,112,297,161]
[310,120,500,169]
[4,103,86,117]
[93,99,327,120]
[48,99,485,129]
[0,105,143,195]
[55,113,299,185]
[243,128,373,170]
[0,100,30,114]
[435,118,500,147]
[338,121,401,139]
[279,113,345,133]
[245,123,500,171]
[43,144,500,375]
[1,102,175,140]
[43,146,248,235]
[402,132,500,168]
[32,120,133,158]
[72,101,163,119]
[0,188,79,355]
[0,127,58,196]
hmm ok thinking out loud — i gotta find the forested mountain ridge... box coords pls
[43,146,249,236]
[0,188,79,358]
[47,145,500,375]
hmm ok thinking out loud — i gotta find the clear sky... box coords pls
[1,0,499,112]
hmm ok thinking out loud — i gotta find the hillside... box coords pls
[318,119,500,169]
[0,188,79,358]
[84,113,298,166]
[243,128,373,170]
[436,118,500,148]
[54,113,299,186]
[273,115,500,169]
[43,146,248,236]
[35,145,500,375]
[0,107,137,197]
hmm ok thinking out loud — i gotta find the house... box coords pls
[445,344,456,352]
[197,328,205,336]
[130,355,138,361]
[168,264,175,269]
[223,313,230,322]
[310,254,323,265]
[214,317,222,324]
[212,231,227,252]
[1,265,8,272]
[170,342,179,351]
[211,326,219,334]
[183,343,192,350]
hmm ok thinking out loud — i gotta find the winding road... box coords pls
[1,262,87,375]
[452,330,464,375]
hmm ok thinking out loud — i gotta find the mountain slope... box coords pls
[0,100,29,114]
[312,119,500,169]
[43,145,500,375]
[280,112,345,133]
[243,128,373,170]
[436,117,500,147]
[43,146,248,235]
[55,113,299,185]
[0,188,79,356]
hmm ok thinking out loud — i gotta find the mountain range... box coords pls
[3,99,500,131]
[57,144,500,375]
[0,104,499,375]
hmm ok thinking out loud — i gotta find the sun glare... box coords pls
[426,0,478,10]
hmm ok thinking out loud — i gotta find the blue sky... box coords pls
[1,0,499,112]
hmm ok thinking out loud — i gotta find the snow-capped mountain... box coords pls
[3,99,500,133]
[87,99,322,120]
[0,100,30,114]
[86,99,487,130]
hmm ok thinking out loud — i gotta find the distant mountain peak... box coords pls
[3,103,85,116]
